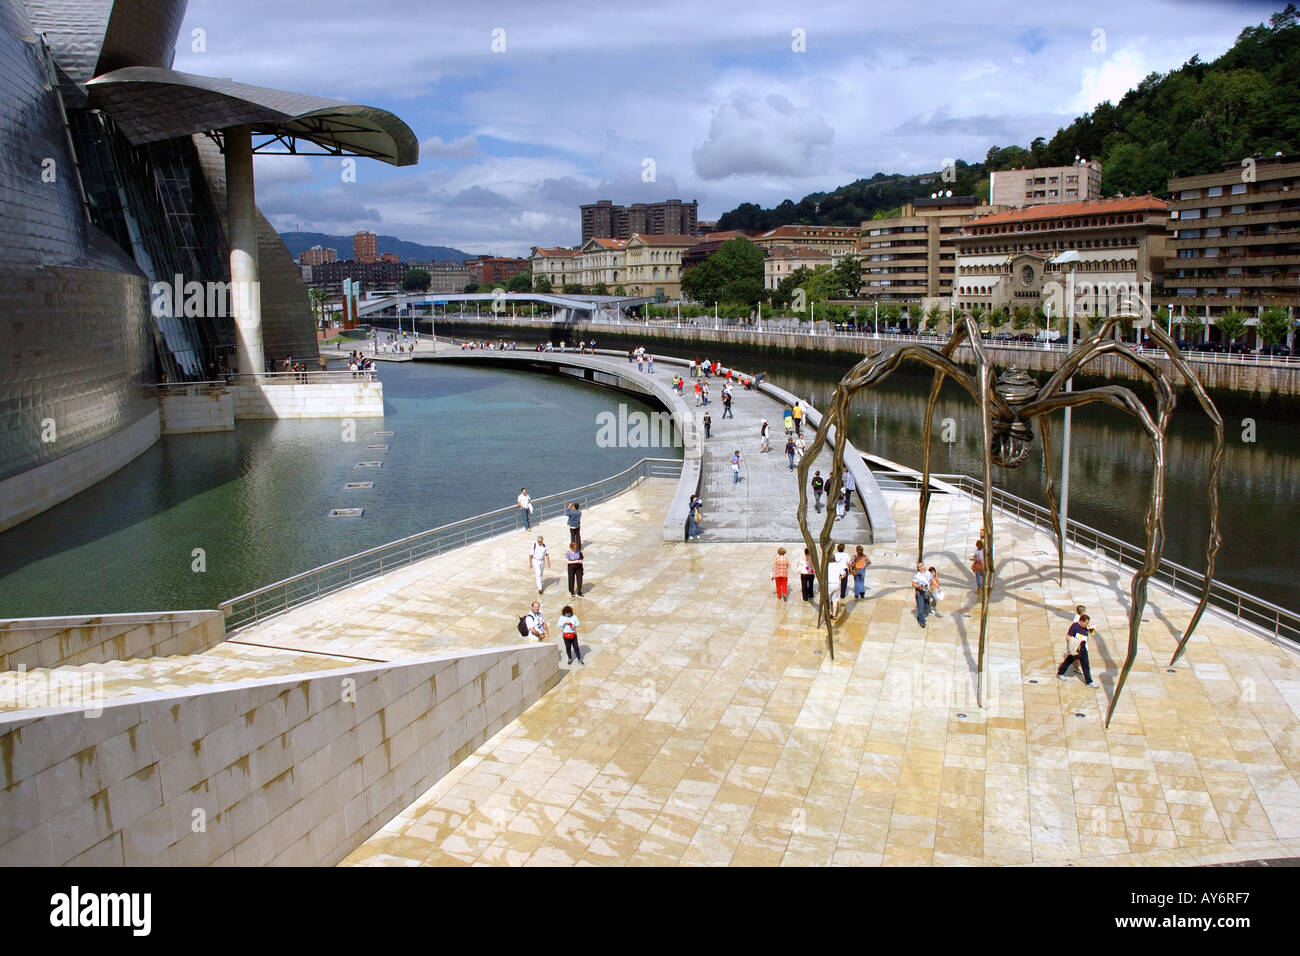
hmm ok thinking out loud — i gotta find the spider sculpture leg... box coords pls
[1023,384,1165,727]
[1035,321,1219,670]
[1038,417,1065,585]
[795,345,987,661]
[918,320,973,560]
[974,360,996,707]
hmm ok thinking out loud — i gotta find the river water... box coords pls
[2,340,1295,617]
[0,361,679,617]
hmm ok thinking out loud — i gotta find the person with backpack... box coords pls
[522,601,547,643]
[851,546,872,599]
[811,470,825,512]
[687,495,704,539]
[558,605,584,664]
[1057,614,1099,687]
[971,538,986,591]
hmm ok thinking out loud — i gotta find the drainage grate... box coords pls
[328,508,364,518]
[344,481,373,490]
[355,461,382,468]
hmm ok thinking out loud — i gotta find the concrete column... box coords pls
[225,125,264,374]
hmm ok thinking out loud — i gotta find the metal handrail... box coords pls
[874,469,1300,648]
[218,456,683,632]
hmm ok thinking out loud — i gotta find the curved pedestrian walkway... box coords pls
[419,345,886,544]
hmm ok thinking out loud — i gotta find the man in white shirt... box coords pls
[517,488,533,531]
[827,550,849,619]
[912,562,933,628]
[529,536,551,593]
[525,601,548,642]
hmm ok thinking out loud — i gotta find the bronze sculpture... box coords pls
[796,312,1225,726]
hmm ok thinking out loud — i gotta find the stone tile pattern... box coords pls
[0,609,225,673]
[160,389,234,434]
[333,485,1300,867]
[231,381,384,420]
[0,644,558,865]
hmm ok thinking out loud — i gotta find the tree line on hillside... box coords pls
[717,5,1300,231]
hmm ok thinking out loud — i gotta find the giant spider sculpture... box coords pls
[796,312,1225,726]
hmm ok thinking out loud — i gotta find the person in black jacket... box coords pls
[811,470,825,512]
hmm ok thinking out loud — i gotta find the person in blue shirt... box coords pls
[1057,614,1100,687]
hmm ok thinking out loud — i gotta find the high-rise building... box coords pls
[580,199,700,242]
[990,160,1103,208]
[1163,154,1300,330]
[353,230,378,263]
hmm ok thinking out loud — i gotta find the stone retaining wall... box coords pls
[0,610,225,672]
[0,643,558,866]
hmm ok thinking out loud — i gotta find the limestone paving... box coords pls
[309,480,1300,867]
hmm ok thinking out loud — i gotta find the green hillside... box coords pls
[716,5,1300,230]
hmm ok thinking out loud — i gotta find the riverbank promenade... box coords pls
[3,342,1297,867]
[276,475,1299,866]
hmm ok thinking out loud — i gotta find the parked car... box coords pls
[1260,345,1292,357]
[1174,339,1193,351]
[1014,333,1036,342]
[1227,343,1253,355]
[1191,342,1225,353]
[993,332,1014,340]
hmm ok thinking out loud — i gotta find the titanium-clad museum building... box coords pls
[0,0,415,531]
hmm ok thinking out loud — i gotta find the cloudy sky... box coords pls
[174,0,1277,256]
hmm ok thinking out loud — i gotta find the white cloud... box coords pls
[1072,47,1149,112]
[693,93,833,180]
[419,135,479,158]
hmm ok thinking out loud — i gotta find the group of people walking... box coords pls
[773,543,873,619]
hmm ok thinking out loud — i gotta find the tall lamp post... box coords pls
[1050,250,1080,558]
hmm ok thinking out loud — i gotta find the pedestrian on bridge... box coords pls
[731,450,743,483]
[760,419,771,452]
[785,436,796,470]
[812,470,825,512]
[566,545,584,597]
[517,488,533,531]
[722,389,733,419]
[703,412,711,439]
[792,401,804,436]
[567,502,583,550]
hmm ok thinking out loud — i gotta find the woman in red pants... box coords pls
[772,547,790,602]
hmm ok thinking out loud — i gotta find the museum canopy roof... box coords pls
[85,67,418,166]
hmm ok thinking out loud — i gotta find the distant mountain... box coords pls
[277,231,472,263]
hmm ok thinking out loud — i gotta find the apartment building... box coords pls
[1163,154,1300,323]
[859,196,1002,304]
[353,230,378,263]
[466,256,530,286]
[299,245,337,266]
[953,196,1169,317]
[623,233,701,299]
[990,160,1102,208]
[580,199,699,242]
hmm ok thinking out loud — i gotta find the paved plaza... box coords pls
[202,472,1298,866]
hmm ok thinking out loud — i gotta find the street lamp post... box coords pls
[1050,250,1081,565]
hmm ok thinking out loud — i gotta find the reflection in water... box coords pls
[0,362,680,617]
[768,357,1300,611]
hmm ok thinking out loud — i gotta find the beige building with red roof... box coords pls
[953,196,1169,320]
[623,234,701,299]
[763,244,833,290]
[530,246,579,289]
[575,237,629,288]
[753,224,859,255]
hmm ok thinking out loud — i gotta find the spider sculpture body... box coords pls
[796,313,1225,726]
